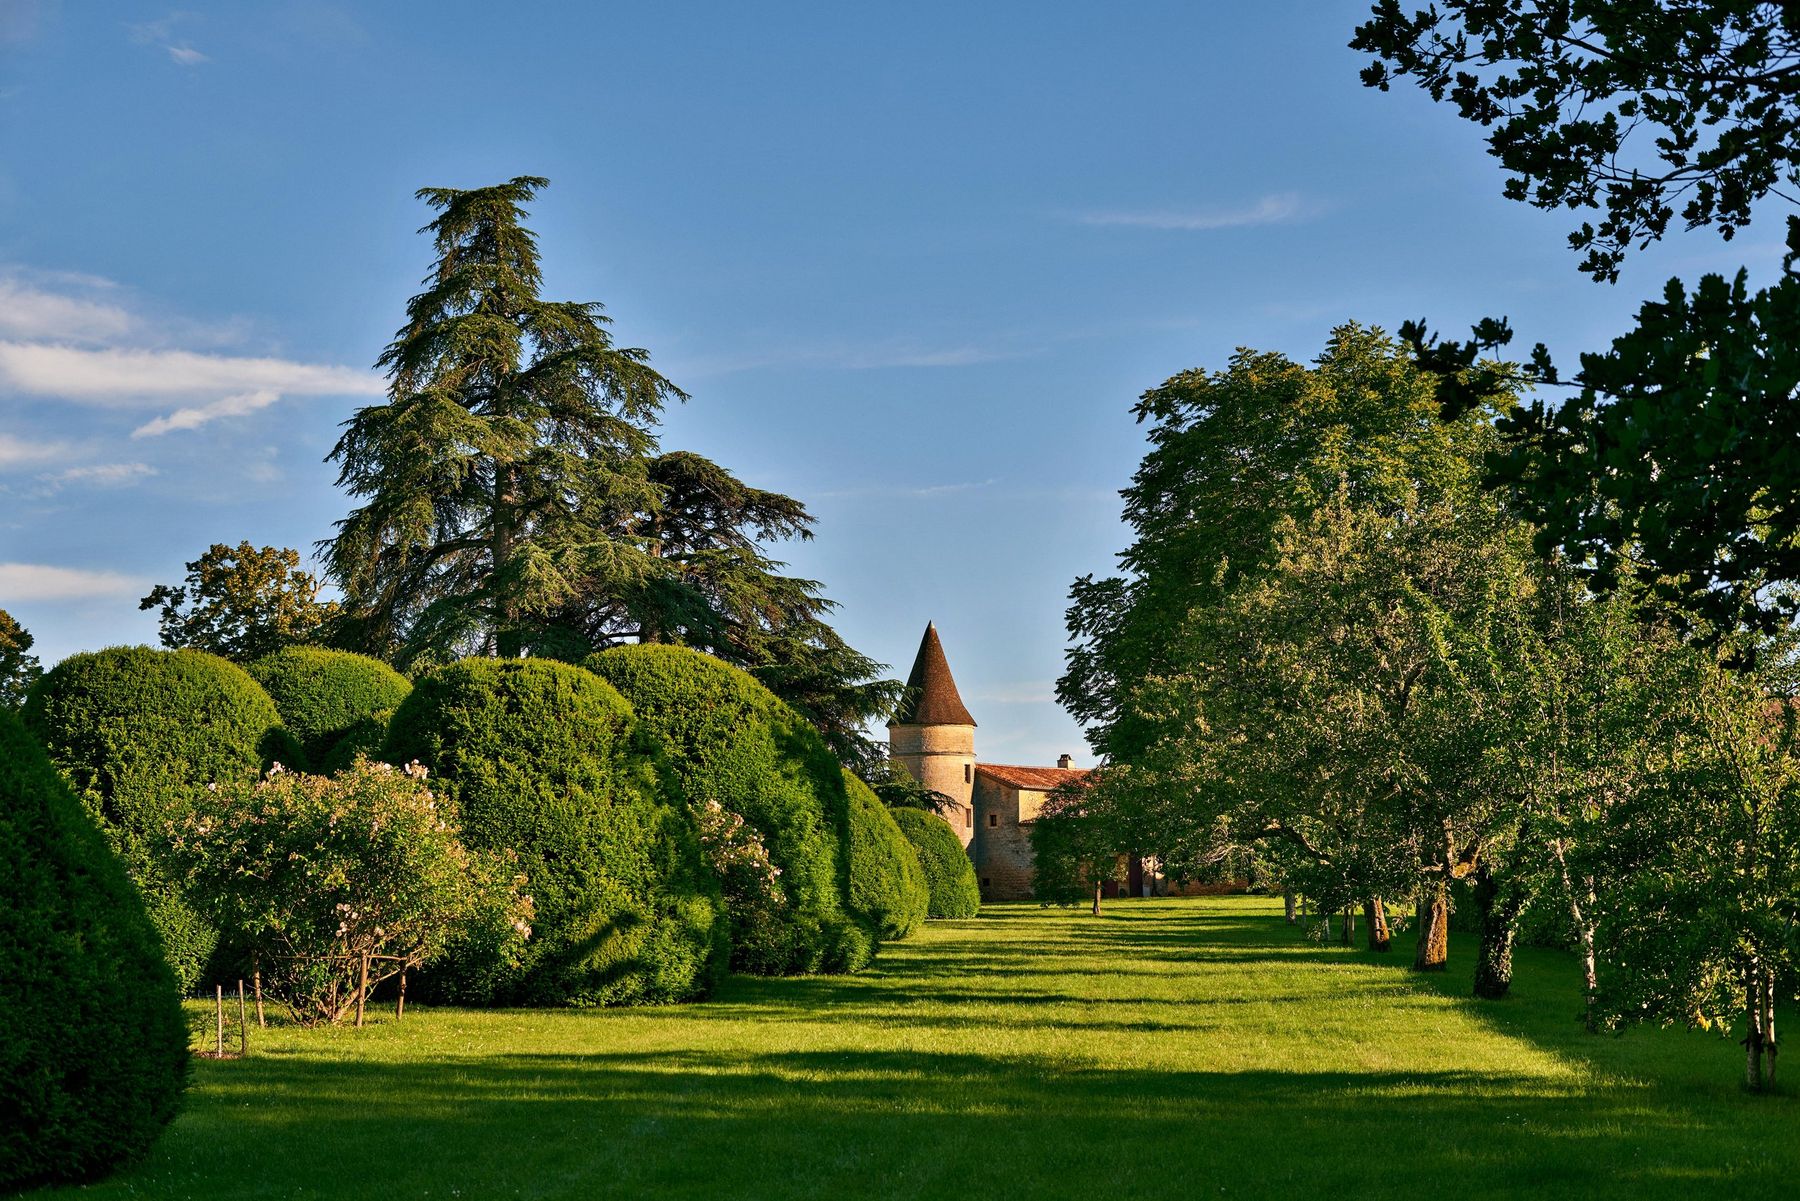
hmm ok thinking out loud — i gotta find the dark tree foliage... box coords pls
[247,646,412,770]
[0,607,41,709]
[325,177,895,766]
[866,758,957,815]
[326,177,679,666]
[383,658,725,1007]
[842,771,929,941]
[1357,3,1800,635]
[21,646,295,991]
[586,644,873,974]
[0,710,188,1191]
[1354,1,1800,282]
[140,542,340,663]
[892,806,980,919]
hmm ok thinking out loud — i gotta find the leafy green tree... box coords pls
[1354,1,1800,284]
[1587,645,1800,1091]
[169,759,532,1025]
[0,608,41,709]
[1356,3,1800,636]
[325,177,894,765]
[140,542,339,662]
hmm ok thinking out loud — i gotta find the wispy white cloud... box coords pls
[816,478,998,500]
[43,461,158,486]
[131,388,280,437]
[0,336,381,437]
[0,270,138,343]
[0,432,70,469]
[0,562,145,601]
[129,11,207,65]
[1079,192,1316,232]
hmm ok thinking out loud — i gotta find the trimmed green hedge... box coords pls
[893,807,981,918]
[0,710,188,1191]
[586,644,870,974]
[844,772,928,940]
[247,647,410,771]
[384,658,725,1006]
[21,646,291,990]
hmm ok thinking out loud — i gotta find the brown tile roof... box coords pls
[975,763,1090,791]
[888,622,976,727]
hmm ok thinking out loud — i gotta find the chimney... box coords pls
[1057,753,1075,769]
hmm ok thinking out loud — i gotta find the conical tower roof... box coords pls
[888,622,976,727]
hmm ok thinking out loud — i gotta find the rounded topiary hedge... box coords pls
[0,709,188,1191]
[843,772,928,941]
[383,657,725,1006]
[893,806,981,919]
[585,644,869,974]
[21,646,293,991]
[247,647,411,772]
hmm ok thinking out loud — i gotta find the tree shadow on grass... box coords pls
[104,1047,1793,1201]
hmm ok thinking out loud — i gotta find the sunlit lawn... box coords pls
[42,897,1799,1199]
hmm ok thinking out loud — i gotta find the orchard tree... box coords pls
[0,608,41,709]
[139,542,339,662]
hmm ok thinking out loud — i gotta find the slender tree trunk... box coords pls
[494,466,521,658]
[1745,958,1779,1091]
[1553,841,1599,1028]
[1339,904,1354,945]
[1283,890,1298,925]
[1364,898,1391,952]
[1471,864,1525,1000]
[1092,877,1102,917]
[1413,881,1449,972]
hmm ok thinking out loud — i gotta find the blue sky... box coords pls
[0,2,1786,767]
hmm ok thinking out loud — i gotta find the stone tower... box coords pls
[887,622,978,847]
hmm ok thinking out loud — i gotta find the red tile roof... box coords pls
[975,763,1090,791]
[888,622,977,727]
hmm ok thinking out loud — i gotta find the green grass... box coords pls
[43,898,1799,1199]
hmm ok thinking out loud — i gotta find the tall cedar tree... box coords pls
[326,178,894,764]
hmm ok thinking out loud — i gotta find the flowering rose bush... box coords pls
[168,758,531,1025]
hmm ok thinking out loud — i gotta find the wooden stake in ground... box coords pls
[253,961,265,1028]
[214,984,224,1056]
[397,968,406,1020]
[355,954,369,1028]
[237,980,248,1056]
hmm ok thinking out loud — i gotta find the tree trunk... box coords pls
[1745,959,1779,1091]
[1471,863,1525,1000]
[1339,904,1355,945]
[1092,877,1102,917]
[1413,881,1449,972]
[1283,890,1297,925]
[1553,841,1599,1028]
[1363,898,1391,952]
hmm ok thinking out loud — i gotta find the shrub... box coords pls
[893,806,981,918]
[0,709,188,1191]
[247,647,411,770]
[586,644,869,974]
[384,658,724,1006]
[843,772,929,940]
[170,759,532,1024]
[21,646,294,990]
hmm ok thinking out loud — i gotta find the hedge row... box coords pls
[893,807,981,918]
[21,647,293,990]
[0,709,188,1191]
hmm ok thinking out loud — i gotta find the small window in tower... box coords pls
[964,763,972,784]
[988,813,998,828]
[964,807,972,828]
[981,878,991,889]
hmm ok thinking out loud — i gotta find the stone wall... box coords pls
[972,776,1042,900]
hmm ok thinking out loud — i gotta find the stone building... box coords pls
[887,623,1088,901]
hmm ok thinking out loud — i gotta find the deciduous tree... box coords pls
[139,543,338,662]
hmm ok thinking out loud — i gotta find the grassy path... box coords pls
[48,898,1798,1199]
